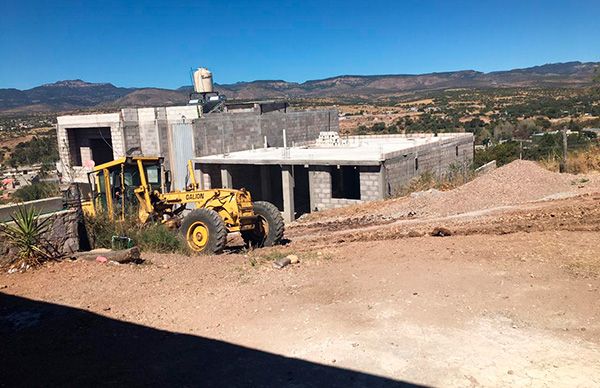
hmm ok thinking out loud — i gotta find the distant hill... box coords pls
[0,80,134,112]
[215,62,599,99]
[0,61,598,113]
[108,88,189,107]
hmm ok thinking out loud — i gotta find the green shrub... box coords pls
[84,212,188,254]
[7,136,59,167]
[84,212,122,249]
[134,224,188,254]
[12,182,60,202]
[474,141,521,168]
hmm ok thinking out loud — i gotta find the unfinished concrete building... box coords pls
[57,104,473,222]
[56,102,338,189]
[196,132,473,221]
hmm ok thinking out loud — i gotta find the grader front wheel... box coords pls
[180,209,227,254]
[242,201,285,248]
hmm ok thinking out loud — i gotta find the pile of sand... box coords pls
[405,160,597,217]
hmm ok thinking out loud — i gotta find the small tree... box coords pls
[12,182,60,202]
[492,121,516,140]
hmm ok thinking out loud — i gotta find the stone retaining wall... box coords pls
[0,208,82,266]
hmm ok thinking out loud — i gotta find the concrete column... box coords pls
[260,165,271,201]
[197,165,205,190]
[379,163,388,198]
[80,147,93,165]
[308,169,316,212]
[281,165,295,223]
[221,166,233,188]
[202,173,211,189]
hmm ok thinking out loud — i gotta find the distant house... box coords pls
[582,128,600,137]
[0,164,58,192]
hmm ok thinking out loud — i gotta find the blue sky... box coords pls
[1,0,599,89]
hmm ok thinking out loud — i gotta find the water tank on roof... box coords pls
[193,67,214,93]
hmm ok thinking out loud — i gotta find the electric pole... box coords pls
[560,128,568,173]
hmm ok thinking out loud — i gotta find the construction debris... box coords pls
[71,247,142,264]
[273,257,291,269]
[273,254,300,269]
[431,227,452,237]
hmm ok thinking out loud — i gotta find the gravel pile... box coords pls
[406,160,595,216]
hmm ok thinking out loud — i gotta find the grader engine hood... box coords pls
[158,188,257,233]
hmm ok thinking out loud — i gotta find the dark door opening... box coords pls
[267,165,283,211]
[226,165,283,211]
[293,165,310,217]
[331,166,361,200]
[89,138,114,165]
[66,127,113,166]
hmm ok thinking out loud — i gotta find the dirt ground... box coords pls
[2,162,600,387]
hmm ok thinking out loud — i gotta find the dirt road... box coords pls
[2,228,599,387]
[2,162,600,387]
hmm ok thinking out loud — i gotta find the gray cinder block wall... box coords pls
[382,134,473,196]
[193,110,338,157]
[309,166,383,211]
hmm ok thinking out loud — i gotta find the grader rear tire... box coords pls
[242,201,285,248]
[180,209,227,254]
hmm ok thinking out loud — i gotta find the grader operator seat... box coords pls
[82,156,285,255]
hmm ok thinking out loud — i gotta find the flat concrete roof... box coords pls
[195,134,470,166]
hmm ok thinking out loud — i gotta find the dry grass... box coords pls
[564,259,600,279]
[396,164,474,196]
[539,146,600,174]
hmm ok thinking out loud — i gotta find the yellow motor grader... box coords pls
[81,156,284,254]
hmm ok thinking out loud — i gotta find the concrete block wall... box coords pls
[63,128,79,166]
[197,164,222,189]
[383,134,474,197]
[155,108,171,170]
[192,109,339,157]
[308,165,382,211]
[165,106,200,122]
[138,108,161,155]
[359,166,383,201]
[194,112,262,156]
[262,110,339,147]
[109,123,125,159]
[80,147,93,165]
[121,108,141,154]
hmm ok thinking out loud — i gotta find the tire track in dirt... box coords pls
[287,194,600,249]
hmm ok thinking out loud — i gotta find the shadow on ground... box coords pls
[0,293,425,387]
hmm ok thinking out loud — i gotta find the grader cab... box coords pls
[82,156,284,254]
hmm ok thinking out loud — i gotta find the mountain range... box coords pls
[0,61,598,113]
